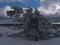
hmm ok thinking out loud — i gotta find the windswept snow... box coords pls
[0,27,60,45]
[0,27,24,35]
[0,37,60,45]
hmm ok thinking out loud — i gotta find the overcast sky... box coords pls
[37,0,60,21]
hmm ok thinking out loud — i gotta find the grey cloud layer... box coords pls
[38,0,60,21]
[39,0,60,14]
[40,0,60,7]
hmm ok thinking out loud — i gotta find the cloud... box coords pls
[0,5,13,17]
[38,0,60,14]
[40,0,60,7]
[38,0,60,21]
[2,5,14,17]
[38,6,56,15]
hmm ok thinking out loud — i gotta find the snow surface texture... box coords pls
[0,27,60,45]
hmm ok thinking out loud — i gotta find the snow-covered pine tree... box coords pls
[23,7,52,41]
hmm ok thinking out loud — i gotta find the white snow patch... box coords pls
[0,27,60,45]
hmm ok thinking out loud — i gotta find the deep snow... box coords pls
[0,27,60,45]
